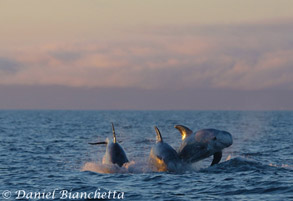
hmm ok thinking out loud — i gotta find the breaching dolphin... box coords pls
[89,123,129,167]
[149,126,181,172]
[175,125,233,166]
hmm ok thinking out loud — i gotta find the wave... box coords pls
[201,157,293,173]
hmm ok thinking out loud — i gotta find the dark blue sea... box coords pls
[1,110,292,201]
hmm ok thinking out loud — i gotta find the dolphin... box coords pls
[89,123,129,167]
[149,126,181,172]
[175,125,233,166]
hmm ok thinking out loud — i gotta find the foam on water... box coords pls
[81,155,292,176]
[81,153,203,174]
[82,160,153,174]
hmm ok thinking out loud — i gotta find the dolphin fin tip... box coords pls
[154,126,163,143]
[111,123,117,143]
[211,151,222,166]
[174,125,193,140]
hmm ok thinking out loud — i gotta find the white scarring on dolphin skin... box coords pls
[89,123,129,167]
[175,125,233,166]
[149,126,182,172]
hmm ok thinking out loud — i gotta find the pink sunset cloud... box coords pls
[0,20,293,91]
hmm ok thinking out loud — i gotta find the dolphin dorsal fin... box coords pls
[111,122,117,143]
[174,125,193,140]
[154,126,163,143]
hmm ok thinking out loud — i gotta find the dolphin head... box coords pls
[216,130,233,148]
[195,129,233,151]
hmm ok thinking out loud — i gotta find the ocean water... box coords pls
[0,110,292,201]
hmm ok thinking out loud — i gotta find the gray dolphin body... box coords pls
[89,123,129,167]
[149,126,181,172]
[175,125,233,166]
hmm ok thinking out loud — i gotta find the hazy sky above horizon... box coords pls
[1,0,293,110]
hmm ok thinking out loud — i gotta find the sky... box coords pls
[0,0,293,110]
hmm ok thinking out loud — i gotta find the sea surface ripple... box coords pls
[0,110,292,200]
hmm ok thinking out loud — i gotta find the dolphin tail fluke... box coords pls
[154,126,163,143]
[211,151,222,166]
[111,122,117,143]
[174,125,193,140]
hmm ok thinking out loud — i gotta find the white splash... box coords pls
[226,154,232,161]
[81,160,153,174]
[269,163,293,169]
